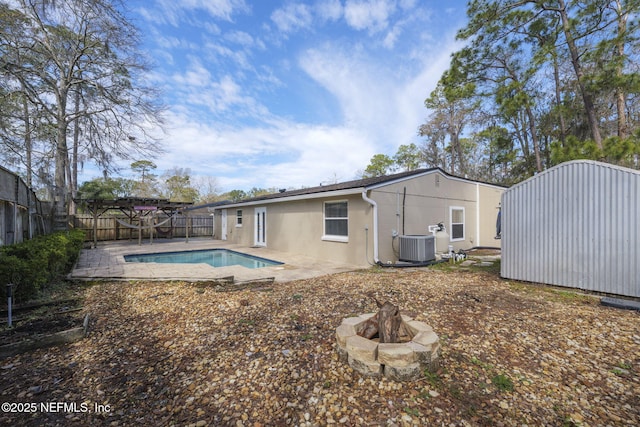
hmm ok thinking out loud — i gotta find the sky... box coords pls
[92,0,470,193]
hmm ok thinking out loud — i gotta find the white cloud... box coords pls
[316,0,343,22]
[298,44,396,144]
[153,110,373,191]
[116,0,466,194]
[382,24,401,48]
[155,0,249,25]
[298,35,462,156]
[270,3,314,34]
[399,0,417,10]
[165,59,267,121]
[343,0,396,33]
[224,30,255,47]
[171,59,212,87]
[201,40,252,70]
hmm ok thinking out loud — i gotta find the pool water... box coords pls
[124,249,283,269]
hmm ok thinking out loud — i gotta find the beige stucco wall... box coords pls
[476,184,504,247]
[370,171,503,263]
[216,194,374,266]
[211,171,504,267]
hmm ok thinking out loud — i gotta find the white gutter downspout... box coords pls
[361,190,379,263]
[476,183,481,247]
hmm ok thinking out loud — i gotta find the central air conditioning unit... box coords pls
[399,235,436,262]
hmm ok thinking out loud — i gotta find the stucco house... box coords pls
[210,168,505,267]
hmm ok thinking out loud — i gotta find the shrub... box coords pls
[0,229,86,302]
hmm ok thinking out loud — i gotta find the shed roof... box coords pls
[505,160,640,193]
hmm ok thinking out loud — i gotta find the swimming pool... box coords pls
[124,249,283,269]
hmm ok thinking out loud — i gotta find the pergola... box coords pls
[76,197,194,248]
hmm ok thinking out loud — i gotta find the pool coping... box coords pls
[70,238,360,283]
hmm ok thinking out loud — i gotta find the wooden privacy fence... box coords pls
[72,214,214,242]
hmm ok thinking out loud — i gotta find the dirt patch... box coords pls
[1,298,85,344]
[0,269,638,426]
[465,248,501,257]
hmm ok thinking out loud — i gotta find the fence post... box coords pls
[185,212,190,243]
[6,283,14,327]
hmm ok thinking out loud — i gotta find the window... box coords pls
[323,201,348,241]
[450,206,465,241]
[236,209,243,227]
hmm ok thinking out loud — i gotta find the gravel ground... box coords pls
[1,268,639,426]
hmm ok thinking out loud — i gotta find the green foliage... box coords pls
[492,374,514,392]
[226,189,247,202]
[131,160,160,198]
[363,154,395,178]
[415,0,640,184]
[77,177,134,200]
[423,369,442,388]
[163,168,199,202]
[362,144,426,180]
[393,143,422,171]
[0,230,85,302]
[403,407,420,417]
[551,135,640,166]
[131,160,157,179]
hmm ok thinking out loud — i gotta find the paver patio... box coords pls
[70,237,360,282]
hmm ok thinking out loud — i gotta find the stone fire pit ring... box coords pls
[336,313,440,381]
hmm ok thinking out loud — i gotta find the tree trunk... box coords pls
[552,52,568,143]
[524,104,542,172]
[614,0,628,139]
[556,0,603,149]
[54,83,69,230]
[69,89,81,215]
[21,89,32,187]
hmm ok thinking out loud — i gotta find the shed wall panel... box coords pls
[502,160,640,298]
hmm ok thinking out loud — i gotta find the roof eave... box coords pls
[212,187,366,210]
[366,168,507,191]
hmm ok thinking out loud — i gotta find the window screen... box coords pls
[450,207,464,240]
[324,201,348,237]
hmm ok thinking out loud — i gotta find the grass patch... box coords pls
[507,281,596,304]
[423,370,442,388]
[473,260,501,275]
[492,374,514,392]
[471,356,494,370]
[404,407,420,417]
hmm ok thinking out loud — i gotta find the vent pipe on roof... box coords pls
[362,190,379,263]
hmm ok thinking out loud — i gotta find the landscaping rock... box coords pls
[0,270,638,426]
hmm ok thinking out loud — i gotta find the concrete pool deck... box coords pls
[70,238,361,283]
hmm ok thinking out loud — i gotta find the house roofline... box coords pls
[366,168,507,191]
[207,167,507,211]
[212,187,366,210]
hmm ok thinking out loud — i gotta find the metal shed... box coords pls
[501,160,640,298]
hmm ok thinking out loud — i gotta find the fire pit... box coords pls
[335,301,440,381]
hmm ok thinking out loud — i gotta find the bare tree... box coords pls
[0,0,165,226]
